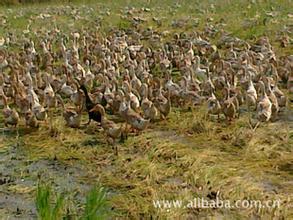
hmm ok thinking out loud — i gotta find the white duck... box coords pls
[207,92,221,119]
[122,81,140,112]
[141,83,158,121]
[1,94,19,127]
[164,71,181,98]
[44,74,58,110]
[246,76,257,110]
[193,55,207,81]
[264,77,279,120]
[257,81,272,122]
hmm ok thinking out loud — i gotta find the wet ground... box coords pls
[0,103,292,219]
[1,0,293,218]
[0,138,94,219]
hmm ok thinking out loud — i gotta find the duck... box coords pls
[12,83,30,115]
[44,74,57,109]
[225,76,240,115]
[130,70,142,92]
[27,84,47,121]
[24,110,39,128]
[193,55,207,81]
[80,84,102,125]
[188,72,202,92]
[180,76,203,106]
[1,94,19,127]
[201,69,215,96]
[264,77,279,121]
[222,87,237,121]
[60,81,74,98]
[90,104,123,154]
[70,80,85,112]
[63,107,82,128]
[141,83,159,121]
[103,82,115,107]
[164,71,181,99]
[246,76,257,110]
[57,94,81,128]
[122,81,140,112]
[270,77,287,107]
[214,75,227,91]
[154,79,171,119]
[83,60,95,89]
[107,88,123,115]
[257,81,272,122]
[31,98,47,121]
[207,92,222,119]
[119,94,149,133]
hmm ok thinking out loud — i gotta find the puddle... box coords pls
[0,143,94,219]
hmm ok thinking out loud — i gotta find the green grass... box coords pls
[82,185,111,220]
[35,183,111,219]
[36,184,65,220]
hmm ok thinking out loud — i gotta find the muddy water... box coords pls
[0,140,94,219]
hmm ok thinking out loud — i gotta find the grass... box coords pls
[82,185,110,220]
[2,0,293,39]
[1,104,293,218]
[0,0,293,219]
[36,184,64,220]
[35,183,110,220]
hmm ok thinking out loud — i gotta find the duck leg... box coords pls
[120,130,127,142]
[15,125,19,143]
[124,123,129,137]
[48,109,53,131]
[247,102,255,130]
[107,137,118,156]
[114,143,118,156]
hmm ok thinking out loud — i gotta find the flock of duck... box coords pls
[0,25,292,145]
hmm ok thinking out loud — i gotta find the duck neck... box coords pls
[99,106,106,118]
[264,79,272,95]
[158,85,163,96]
[124,82,131,94]
[2,94,8,108]
[249,80,254,91]
[143,85,149,100]
[195,56,200,68]
[260,83,266,98]
[81,86,92,105]
[126,99,131,109]
[211,92,216,100]
[226,88,230,100]
[183,78,188,92]
[119,98,127,112]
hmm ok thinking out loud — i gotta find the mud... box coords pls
[0,141,94,219]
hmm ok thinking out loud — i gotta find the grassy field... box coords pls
[0,0,293,219]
